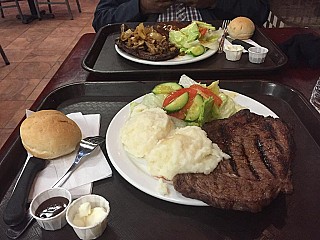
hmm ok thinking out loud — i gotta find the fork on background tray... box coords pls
[218,20,231,54]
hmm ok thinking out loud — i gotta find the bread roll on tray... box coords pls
[227,17,255,40]
[20,110,82,159]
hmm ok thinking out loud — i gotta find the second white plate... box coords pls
[115,45,217,66]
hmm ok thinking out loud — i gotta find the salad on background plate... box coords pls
[169,21,223,57]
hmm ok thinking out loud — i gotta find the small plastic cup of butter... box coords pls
[66,194,110,240]
[29,187,72,231]
[248,46,269,64]
[224,44,244,61]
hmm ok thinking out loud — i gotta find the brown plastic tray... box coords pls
[82,22,288,80]
[1,80,320,240]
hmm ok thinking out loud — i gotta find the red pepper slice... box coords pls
[189,84,222,106]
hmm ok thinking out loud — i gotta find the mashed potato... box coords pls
[145,126,229,180]
[120,104,174,158]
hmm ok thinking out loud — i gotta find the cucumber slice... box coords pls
[164,92,189,113]
[189,45,205,57]
[185,94,204,121]
[152,82,182,94]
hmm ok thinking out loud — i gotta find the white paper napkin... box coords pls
[25,111,112,201]
[224,38,262,53]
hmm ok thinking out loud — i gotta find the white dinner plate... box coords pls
[106,90,278,206]
[115,45,217,66]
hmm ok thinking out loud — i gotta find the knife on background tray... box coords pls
[226,36,255,50]
[3,157,46,226]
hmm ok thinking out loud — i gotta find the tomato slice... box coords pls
[199,27,207,37]
[189,84,222,106]
[166,88,198,120]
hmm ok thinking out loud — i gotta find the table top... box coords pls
[0,26,320,240]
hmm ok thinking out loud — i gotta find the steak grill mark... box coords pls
[219,125,239,176]
[241,143,261,180]
[255,135,276,176]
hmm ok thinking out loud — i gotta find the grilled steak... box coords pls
[173,109,295,212]
[116,23,180,61]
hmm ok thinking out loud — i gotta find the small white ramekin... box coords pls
[30,187,72,231]
[224,44,244,61]
[66,194,110,240]
[248,46,269,64]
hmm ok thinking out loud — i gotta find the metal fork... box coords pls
[6,136,105,239]
[218,20,231,53]
[52,135,105,188]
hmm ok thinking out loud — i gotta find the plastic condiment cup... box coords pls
[224,44,244,61]
[66,194,110,240]
[30,187,72,231]
[248,46,269,64]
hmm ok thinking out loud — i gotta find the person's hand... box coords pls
[177,0,217,9]
[140,0,175,14]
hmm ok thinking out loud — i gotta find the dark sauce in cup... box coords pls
[35,197,69,219]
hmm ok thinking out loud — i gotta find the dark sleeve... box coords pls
[211,0,270,26]
[92,0,148,32]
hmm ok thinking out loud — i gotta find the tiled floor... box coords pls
[0,0,98,148]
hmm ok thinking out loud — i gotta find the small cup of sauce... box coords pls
[30,187,72,231]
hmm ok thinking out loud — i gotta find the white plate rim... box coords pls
[106,90,278,206]
[115,45,217,66]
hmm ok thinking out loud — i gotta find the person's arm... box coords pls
[211,0,270,26]
[92,0,146,32]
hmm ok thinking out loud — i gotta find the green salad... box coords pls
[139,75,243,126]
[169,21,223,57]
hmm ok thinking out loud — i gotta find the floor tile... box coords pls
[2,49,33,63]
[5,62,54,79]
[5,35,48,50]
[0,63,18,80]
[23,49,62,62]
[49,26,83,37]
[37,36,76,51]
[19,27,55,37]
[0,77,41,100]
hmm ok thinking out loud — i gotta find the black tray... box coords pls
[82,22,288,80]
[1,80,320,240]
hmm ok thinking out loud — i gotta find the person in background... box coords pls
[92,0,270,32]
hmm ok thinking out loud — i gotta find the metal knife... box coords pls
[226,36,255,50]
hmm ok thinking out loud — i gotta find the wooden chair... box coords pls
[0,45,10,65]
[33,0,81,20]
[0,0,25,22]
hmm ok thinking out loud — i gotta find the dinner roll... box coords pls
[20,110,82,159]
[227,17,255,40]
